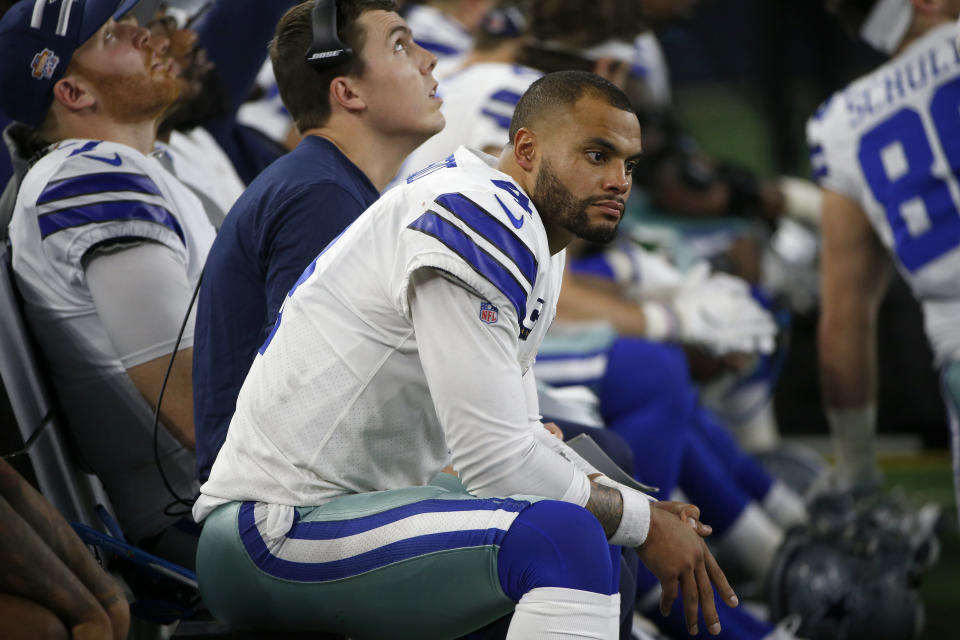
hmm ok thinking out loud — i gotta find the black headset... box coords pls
[305,0,354,69]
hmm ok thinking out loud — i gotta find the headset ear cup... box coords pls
[305,0,354,70]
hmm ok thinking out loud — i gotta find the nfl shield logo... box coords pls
[479,301,498,324]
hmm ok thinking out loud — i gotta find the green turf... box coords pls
[882,455,958,640]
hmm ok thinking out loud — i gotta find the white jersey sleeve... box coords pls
[8,137,214,384]
[85,242,197,368]
[806,95,863,201]
[403,4,473,58]
[460,65,542,152]
[394,147,560,373]
[12,139,194,287]
[409,267,591,505]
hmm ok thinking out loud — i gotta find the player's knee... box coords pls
[497,501,613,601]
[604,338,692,416]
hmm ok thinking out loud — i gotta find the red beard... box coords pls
[72,49,185,125]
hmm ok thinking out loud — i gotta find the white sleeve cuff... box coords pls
[559,468,593,508]
[597,475,653,547]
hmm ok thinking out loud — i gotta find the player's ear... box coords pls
[330,75,365,113]
[512,127,537,172]
[52,75,96,113]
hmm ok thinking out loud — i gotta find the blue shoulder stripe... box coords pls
[37,200,185,243]
[434,192,537,286]
[489,89,522,106]
[480,108,512,130]
[38,172,162,205]
[415,39,460,56]
[408,211,528,319]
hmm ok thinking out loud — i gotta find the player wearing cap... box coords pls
[0,0,215,557]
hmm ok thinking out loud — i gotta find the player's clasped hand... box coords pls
[637,501,738,636]
[654,500,714,537]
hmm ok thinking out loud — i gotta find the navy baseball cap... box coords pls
[0,0,142,128]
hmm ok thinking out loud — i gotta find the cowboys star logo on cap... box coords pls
[30,47,60,80]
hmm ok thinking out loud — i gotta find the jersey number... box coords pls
[858,75,960,271]
[491,179,532,214]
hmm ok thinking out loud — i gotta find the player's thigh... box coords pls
[197,487,534,639]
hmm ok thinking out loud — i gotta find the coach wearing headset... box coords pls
[191,0,445,486]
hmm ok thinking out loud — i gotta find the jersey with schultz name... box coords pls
[807,22,960,364]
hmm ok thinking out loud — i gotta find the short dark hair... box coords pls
[270,0,397,132]
[527,0,649,49]
[825,0,880,35]
[508,70,635,141]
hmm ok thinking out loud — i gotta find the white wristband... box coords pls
[641,301,676,341]
[596,475,652,547]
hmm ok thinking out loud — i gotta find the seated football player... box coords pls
[194,71,737,639]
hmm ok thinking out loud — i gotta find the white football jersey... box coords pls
[391,63,542,190]
[236,58,294,147]
[162,127,246,216]
[9,139,215,539]
[633,32,672,108]
[807,23,960,364]
[197,147,568,515]
[404,4,473,58]
[583,33,672,109]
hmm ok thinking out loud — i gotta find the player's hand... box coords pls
[637,506,738,636]
[653,501,713,537]
[543,422,564,441]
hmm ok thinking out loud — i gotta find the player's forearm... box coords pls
[587,477,652,547]
[817,189,889,409]
[127,350,196,449]
[557,271,649,335]
[585,479,623,538]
